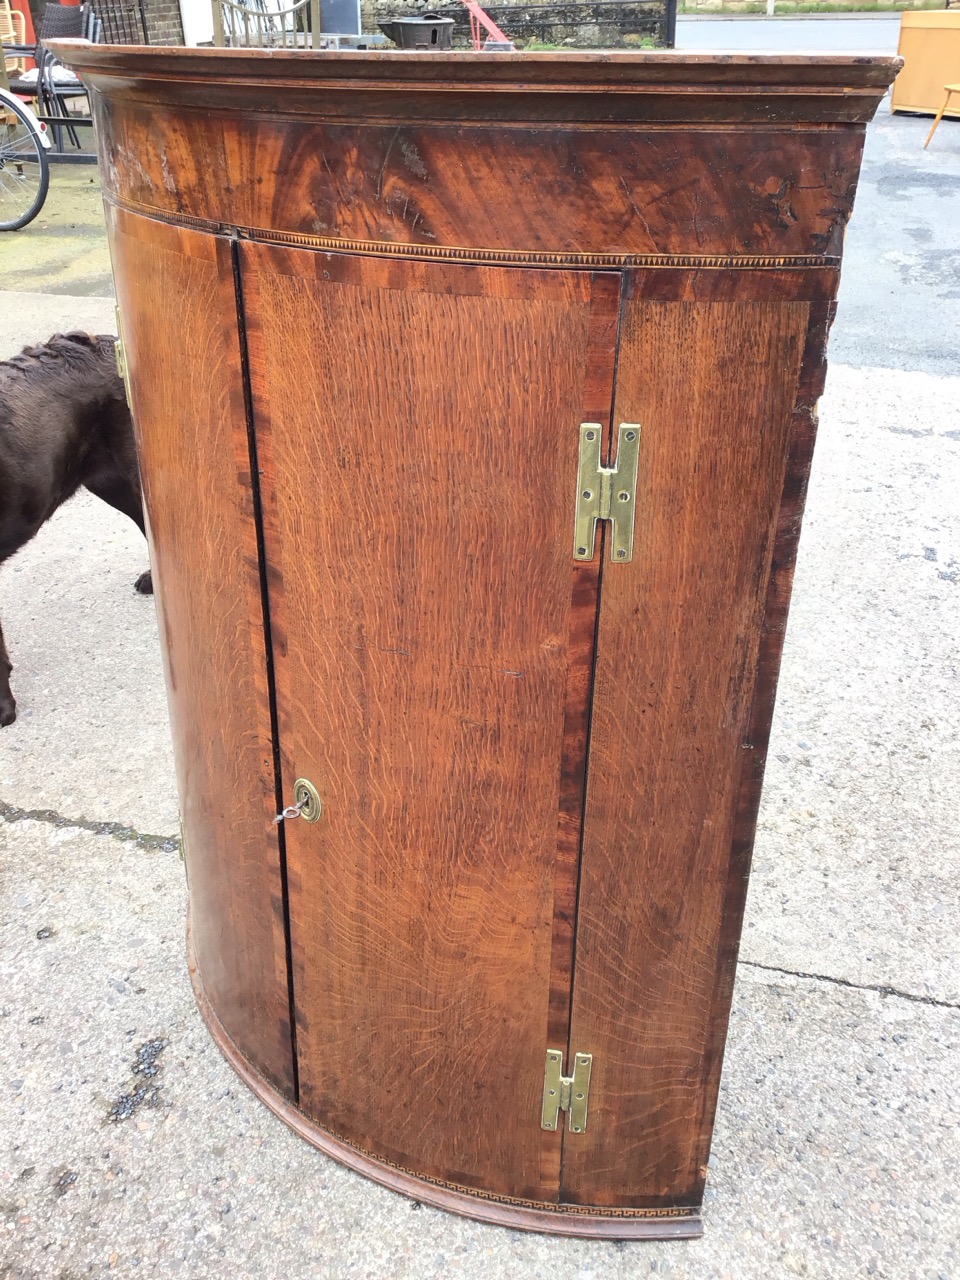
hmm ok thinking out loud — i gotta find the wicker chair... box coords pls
[7,3,100,150]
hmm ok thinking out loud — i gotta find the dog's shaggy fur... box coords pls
[0,331,152,726]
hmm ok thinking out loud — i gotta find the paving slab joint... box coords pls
[740,959,960,1011]
[0,798,180,854]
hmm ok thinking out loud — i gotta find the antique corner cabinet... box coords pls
[55,43,898,1238]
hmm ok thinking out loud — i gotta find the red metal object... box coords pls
[8,0,36,70]
[461,0,511,49]
[10,0,36,42]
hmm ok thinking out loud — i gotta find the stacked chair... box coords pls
[7,3,102,151]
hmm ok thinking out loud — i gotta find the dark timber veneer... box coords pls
[53,43,900,1238]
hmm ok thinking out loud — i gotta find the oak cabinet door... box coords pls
[240,245,621,1202]
[564,280,816,1208]
[108,209,296,1096]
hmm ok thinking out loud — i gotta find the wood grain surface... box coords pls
[90,108,867,263]
[562,272,812,1207]
[54,43,901,128]
[108,208,295,1096]
[52,44,899,271]
[74,45,897,1233]
[241,246,618,1200]
[540,269,621,1196]
[189,932,703,1238]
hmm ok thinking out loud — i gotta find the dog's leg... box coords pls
[83,474,153,595]
[0,619,15,727]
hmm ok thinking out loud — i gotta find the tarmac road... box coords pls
[675,14,901,54]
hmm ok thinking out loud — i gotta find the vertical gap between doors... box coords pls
[558,269,628,1194]
[230,234,301,1104]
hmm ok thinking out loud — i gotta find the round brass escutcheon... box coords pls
[293,778,323,823]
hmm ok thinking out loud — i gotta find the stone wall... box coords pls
[364,0,674,48]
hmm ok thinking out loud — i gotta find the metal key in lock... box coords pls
[274,777,322,824]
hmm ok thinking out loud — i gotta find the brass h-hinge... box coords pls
[541,1049,593,1133]
[574,422,642,563]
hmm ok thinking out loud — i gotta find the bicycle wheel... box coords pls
[0,95,50,232]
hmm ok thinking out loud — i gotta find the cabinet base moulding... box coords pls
[188,924,704,1240]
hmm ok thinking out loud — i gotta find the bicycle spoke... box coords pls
[0,101,48,231]
[0,154,40,212]
[0,166,34,217]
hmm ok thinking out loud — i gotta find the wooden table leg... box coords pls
[925,86,958,149]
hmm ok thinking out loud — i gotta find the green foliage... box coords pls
[512,34,660,49]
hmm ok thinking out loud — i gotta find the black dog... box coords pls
[0,331,152,727]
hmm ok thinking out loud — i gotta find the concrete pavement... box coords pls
[1,104,959,1280]
[0,170,111,299]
